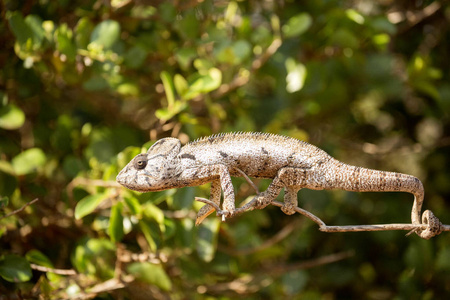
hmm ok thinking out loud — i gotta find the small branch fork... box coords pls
[195,173,450,239]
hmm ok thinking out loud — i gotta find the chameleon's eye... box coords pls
[134,155,147,170]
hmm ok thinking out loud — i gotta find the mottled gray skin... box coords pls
[116,132,427,237]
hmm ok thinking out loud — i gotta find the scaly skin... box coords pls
[116,132,432,238]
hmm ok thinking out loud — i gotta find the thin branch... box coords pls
[211,37,282,99]
[265,250,355,275]
[0,198,39,221]
[30,264,77,276]
[234,168,260,194]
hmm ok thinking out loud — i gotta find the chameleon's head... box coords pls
[116,138,181,192]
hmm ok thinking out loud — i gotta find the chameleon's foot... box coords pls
[281,203,297,215]
[216,209,235,221]
[252,193,272,210]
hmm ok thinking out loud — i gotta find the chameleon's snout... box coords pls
[116,167,128,186]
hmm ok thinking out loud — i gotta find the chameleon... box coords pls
[116,132,441,239]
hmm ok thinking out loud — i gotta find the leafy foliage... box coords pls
[1,0,450,298]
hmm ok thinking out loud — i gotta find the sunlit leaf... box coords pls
[56,23,77,61]
[12,148,46,176]
[160,71,175,108]
[75,17,94,49]
[184,68,222,100]
[155,101,187,121]
[75,193,108,219]
[0,255,32,283]
[26,250,54,268]
[89,20,120,49]
[0,104,25,130]
[127,262,172,291]
[285,58,307,93]
[282,13,312,38]
[108,202,124,242]
[346,9,365,24]
[174,74,188,97]
[117,82,139,96]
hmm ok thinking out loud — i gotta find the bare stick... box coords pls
[270,200,450,236]
[195,197,222,213]
[234,168,260,194]
[30,264,77,276]
[0,198,39,221]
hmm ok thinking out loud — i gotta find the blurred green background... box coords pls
[1,0,450,298]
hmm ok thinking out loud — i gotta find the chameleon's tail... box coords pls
[328,159,424,227]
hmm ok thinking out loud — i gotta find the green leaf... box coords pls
[196,218,220,262]
[143,203,165,233]
[127,262,172,291]
[24,15,45,47]
[117,82,139,96]
[345,9,365,24]
[160,71,175,108]
[108,202,124,242]
[175,48,196,69]
[0,104,25,130]
[174,74,188,97]
[124,194,142,215]
[89,20,120,49]
[139,220,158,251]
[155,100,187,121]
[285,58,307,93]
[184,68,222,100]
[282,13,312,38]
[12,148,46,176]
[7,11,34,46]
[0,255,32,283]
[75,193,108,219]
[56,23,77,61]
[232,40,252,64]
[75,17,94,49]
[26,250,53,268]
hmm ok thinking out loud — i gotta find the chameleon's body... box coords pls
[116,132,429,238]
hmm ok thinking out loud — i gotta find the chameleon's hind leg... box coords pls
[240,167,306,213]
[195,180,221,225]
[282,187,300,215]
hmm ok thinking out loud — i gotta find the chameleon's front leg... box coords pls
[189,164,236,222]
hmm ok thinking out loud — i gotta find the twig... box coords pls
[0,198,39,221]
[234,168,260,194]
[30,264,77,276]
[211,37,282,99]
[195,195,449,239]
[265,250,355,275]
